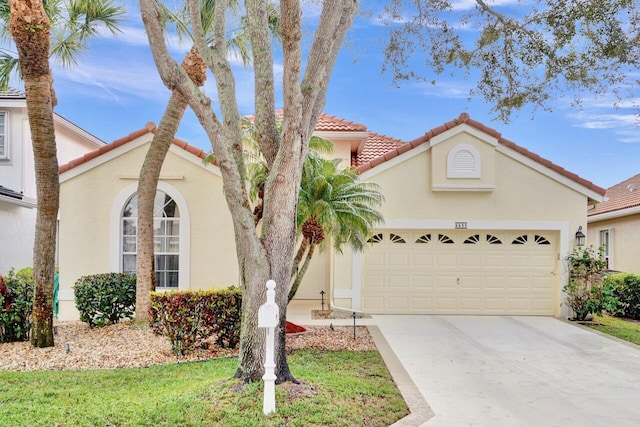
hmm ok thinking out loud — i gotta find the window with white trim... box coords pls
[0,111,8,159]
[121,190,180,288]
[599,229,612,269]
[447,143,481,178]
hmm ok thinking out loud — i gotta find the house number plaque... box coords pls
[455,222,468,229]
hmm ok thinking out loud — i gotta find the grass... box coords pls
[587,314,640,346]
[0,349,409,426]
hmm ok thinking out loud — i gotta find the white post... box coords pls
[258,279,279,415]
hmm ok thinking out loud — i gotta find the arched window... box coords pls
[447,144,481,178]
[121,190,180,288]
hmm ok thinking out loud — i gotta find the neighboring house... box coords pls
[587,173,640,274]
[0,89,104,274]
[57,113,605,320]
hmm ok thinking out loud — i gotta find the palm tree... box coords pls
[3,0,123,347]
[289,153,384,302]
[242,124,383,303]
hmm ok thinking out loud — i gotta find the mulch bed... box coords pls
[0,320,376,372]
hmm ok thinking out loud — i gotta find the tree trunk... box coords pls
[288,242,315,303]
[138,0,359,382]
[135,92,188,321]
[9,0,57,348]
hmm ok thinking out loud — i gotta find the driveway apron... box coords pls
[374,315,640,427]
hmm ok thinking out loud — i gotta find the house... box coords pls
[56,113,605,320]
[587,173,640,274]
[0,89,105,274]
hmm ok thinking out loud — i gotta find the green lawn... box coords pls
[588,315,640,346]
[0,349,408,427]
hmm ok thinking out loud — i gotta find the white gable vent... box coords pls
[447,144,481,178]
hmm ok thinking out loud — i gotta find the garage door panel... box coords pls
[532,254,554,267]
[508,275,533,288]
[413,297,434,310]
[388,297,409,310]
[460,253,483,267]
[485,276,507,291]
[436,253,457,267]
[435,275,458,289]
[485,254,507,266]
[364,296,385,311]
[485,297,507,311]
[436,297,457,311]
[363,230,557,315]
[508,254,531,267]
[412,253,433,266]
[389,253,410,267]
[532,276,553,290]
[365,252,385,267]
[365,274,385,288]
[389,275,410,288]
[412,276,433,288]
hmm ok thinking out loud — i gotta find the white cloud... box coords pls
[451,0,522,11]
[418,81,472,99]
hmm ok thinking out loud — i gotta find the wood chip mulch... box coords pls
[0,321,376,372]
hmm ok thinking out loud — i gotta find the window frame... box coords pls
[0,110,8,160]
[110,181,190,290]
[599,228,613,270]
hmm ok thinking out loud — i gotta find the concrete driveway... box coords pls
[373,315,640,427]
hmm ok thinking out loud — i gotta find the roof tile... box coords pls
[589,173,640,217]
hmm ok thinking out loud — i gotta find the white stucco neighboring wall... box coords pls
[0,100,103,274]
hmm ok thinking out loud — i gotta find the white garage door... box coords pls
[363,230,558,315]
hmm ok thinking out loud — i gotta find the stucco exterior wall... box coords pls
[58,136,238,319]
[588,213,640,274]
[328,129,589,316]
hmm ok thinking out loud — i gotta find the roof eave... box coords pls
[588,205,640,222]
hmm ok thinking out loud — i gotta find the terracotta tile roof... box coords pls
[315,113,367,132]
[60,113,369,175]
[354,113,606,197]
[353,132,405,167]
[58,122,211,174]
[588,173,640,217]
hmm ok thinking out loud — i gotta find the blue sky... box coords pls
[15,1,640,189]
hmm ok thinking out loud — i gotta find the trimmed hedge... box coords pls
[74,273,136,327]
[0,268,35,343]
[603,273,640,319]
[149,288,241,356]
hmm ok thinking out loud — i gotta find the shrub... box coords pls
[74,273,136,327]
[564,247,611,321]
[603,273,640,319]
[0,268,35,343]
[149,288,242,356]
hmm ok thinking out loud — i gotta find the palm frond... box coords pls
[0,51,19,90]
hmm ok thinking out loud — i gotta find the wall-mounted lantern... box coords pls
[575,226,585,247]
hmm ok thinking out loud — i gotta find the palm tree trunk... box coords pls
[288,243,316,303]
[9,0,56,347]
[291,237,309,278]
[135,92,188,321]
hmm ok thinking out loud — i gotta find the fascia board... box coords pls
[588,205,640,222]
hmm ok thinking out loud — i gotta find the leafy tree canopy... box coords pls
[380,0,640,121]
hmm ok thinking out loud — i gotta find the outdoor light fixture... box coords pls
[575,226,586,247]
